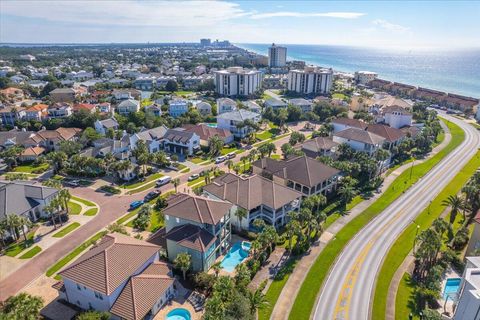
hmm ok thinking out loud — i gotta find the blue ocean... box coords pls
[237,43,480,98]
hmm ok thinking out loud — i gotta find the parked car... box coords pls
[188,174,200,181]
[129,200,144,210]
[215,156,226,164]
[144,190,161,202]
[65,179,80,187]
[156,176,172,187]
[226,152,236,159]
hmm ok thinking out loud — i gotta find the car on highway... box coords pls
[156,176,172,187]
[144,190,161,202]
[129,200,144,210]
[188,174,200,181]
[215,156,226,164]
[226,152,236,159]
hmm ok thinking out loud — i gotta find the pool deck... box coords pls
[438,268,462,318]
[209,234,249,276]
[154,283,203,320]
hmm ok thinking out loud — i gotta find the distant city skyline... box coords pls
[1,1,479,49]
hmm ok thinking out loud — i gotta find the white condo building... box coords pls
[268,43,287,68]
[214,67,262,97]
[354,71,378,85]
[287,66,333,95]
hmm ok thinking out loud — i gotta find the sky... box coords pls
[1,1,479,49]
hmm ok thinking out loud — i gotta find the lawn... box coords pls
[52,222,81,238]
[121,173,164,189]
[258,256,299,320]
[67,201,82,215]
[190,157,208,164]
[187,176,204,186]
[256,127,281,141]
[156,90,195,96]
[332,93,348,100]
[220,147,239,155]
[12,162,49,173]
[395,273,418,320]
[71,196,96,207]
[46,231,108,277]
[373,150,480,320]
[288,119,465,320]
[19,246,42,259]
[84,208,98,216]
[4,232,35,257]
[270,154,281,160]
[98,185,121,194]
[127,209,165,232]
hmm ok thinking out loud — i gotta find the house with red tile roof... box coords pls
[25,103,49,121]
[73,103,96,114]
[56,233,176,320]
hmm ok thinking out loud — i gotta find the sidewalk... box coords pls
[269,122,451,320]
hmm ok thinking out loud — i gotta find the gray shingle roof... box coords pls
[334,127,386,145]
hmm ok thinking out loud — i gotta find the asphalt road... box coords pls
[313,113,480,320]
[0,133,292,300]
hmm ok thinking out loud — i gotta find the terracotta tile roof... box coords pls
[182,124,232,141]
[73,103,96,111]
[332,118,368,130]
[165,224,216,252]
[36,127,81,141]
[164,193,232,225]
[26,104,49,112]
[334,127,386,145]
[252,156,340,188]
[21,146,46,156]
[204,173,302,210]
[110,262,174,320]
[59,233,160,295]
[366,124,406,143]
[302,137,339,152]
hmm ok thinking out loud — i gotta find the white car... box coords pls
[156,176,172,186]
[215,156,226,164]
[226,152,236,159]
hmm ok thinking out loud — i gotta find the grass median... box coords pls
[71,196,96,207]
[372,150,480,320]
[288,119,464,320]
[19,246,42,259]
[52,222,81,238]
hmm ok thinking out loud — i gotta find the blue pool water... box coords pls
[166,308,191,320]
[206,123,217,128]
[220,241,251,272]
[443,278,461,299]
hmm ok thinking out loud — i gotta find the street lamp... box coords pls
[413,224,420,255]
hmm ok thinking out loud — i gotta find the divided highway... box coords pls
[313,114,480,320]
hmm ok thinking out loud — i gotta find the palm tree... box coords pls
[211,261,222,277]
[174,252,191,280]
[234,207,248,230]
[43,203,57,230]
[208,135,224,157]
[338,184,357,205]
[286,219,301,251]
[1,293,44,320]
[171,178,180,192]
[240,156,248,171]
[442,195,465,224]
[42,179,61,189]
[249,149,258,162]
[46,151,67,174]
[17,215,32,242]
[6,214,23,241]
[0,219,8,248]
[225,159,233,173]
[247,288,269,316]
[107,223,128,235]
[59,189,71,214]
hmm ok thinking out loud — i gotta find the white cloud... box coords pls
[1,0,250,27]
[372,19,409,32]
[250,11,365,19]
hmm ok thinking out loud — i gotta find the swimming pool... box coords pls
[220,241,251,272]
[206,123,217,128]
[166,308,191,320]
[443,278,461,299]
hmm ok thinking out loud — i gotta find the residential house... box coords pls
[130,125,168,153]
[216,98,237,114]
[182,124,234,146]
[94,118,119,135]
[134,75,156,90]
[0,105,26,125]
[466,211,480,256]
[144,104,163,117]
[163,193,233,271]
[252,156,341,196]
[81,135,131,160]
[36,127,82,151]
[73,103,96,114]
[333,127,386,156]
[168,99,189,118]
[25,104,49,121]
[382,105,412,129]
[112,89,133,101]
[163,129,200,156]
[0,87,25,101]
[203,173,302,230]
[19,146,46,162]
[289,98,313,112]
[366,124,406,150]
[57,233,176,320]
[0,130,41,150]
[0,181,59,222]
[49,88,76,103]
[453,256,480,320]
[194,101,212,116]
[47,103,73,118]
[264,98,287,109]
[217,109,261,139]
[301,136,339,158]
[96,102,112,114]
[331,118,368,133]
[116,99,140,115]
[243,100,262,114]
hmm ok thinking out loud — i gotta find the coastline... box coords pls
[235,43,480,99]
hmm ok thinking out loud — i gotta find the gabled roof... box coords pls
[182,124,232,141]
[164,193,232,225]
[204,173,302,210]
[135,126,168,142]
[110,262,174,320]
[383,105,412,115]
[164,128,195,143]
[302,137,339,152]
[59,233,160,295]
[366,124,406,142]
[265,98,287,108]
[289,98,312,106]
[165,224,216,252]
[334,127,386,145]
[217,109,260,122]
[99,118,119,129]
[331,118,368,130]
[21,146,46,156]
[117,99,139,109]
[252,156,340,188]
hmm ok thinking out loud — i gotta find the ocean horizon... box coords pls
[237,43,480,99]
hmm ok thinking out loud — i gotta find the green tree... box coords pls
[247,288,269,316]
[0,293,43,320]
[234,263,251,289]
[76,311,110,320]
[208,135,224,157]
[174,252,191,280]
[46,151,67,174]
[106,223,128,235]
[165,80,178,92]
[234,207,248,230]
[442,195,465,224]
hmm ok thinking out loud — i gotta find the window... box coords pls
[77,284,81,291]
[88,302,93,310]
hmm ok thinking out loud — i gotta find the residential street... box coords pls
[0,133,293,301]
[313,114,480,320]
